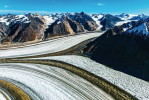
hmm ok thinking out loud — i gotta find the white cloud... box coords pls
[97,3,104,6]
[4,6,8,8]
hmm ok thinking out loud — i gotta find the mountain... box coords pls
[82,16,149,81]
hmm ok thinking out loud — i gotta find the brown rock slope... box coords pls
[44,17,86,38]
[2,15,46,44]
[0,23,8,40]
[44,18,75,38]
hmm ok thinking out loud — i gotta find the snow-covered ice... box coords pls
[0,32,104,58]
[32,55,149,100]
[0,63,114,100]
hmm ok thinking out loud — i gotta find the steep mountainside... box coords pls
[83,17,149,81]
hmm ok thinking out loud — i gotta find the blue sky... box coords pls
[0,0,149,15]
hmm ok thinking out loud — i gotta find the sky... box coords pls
[0,0,149,15]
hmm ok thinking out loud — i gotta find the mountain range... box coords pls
[0,12,145,44]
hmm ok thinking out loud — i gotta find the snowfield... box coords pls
[32,55,149,100]
[0,63,114,100]
[0,32,104,58]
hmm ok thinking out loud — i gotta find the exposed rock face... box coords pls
[83,18,149,81]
